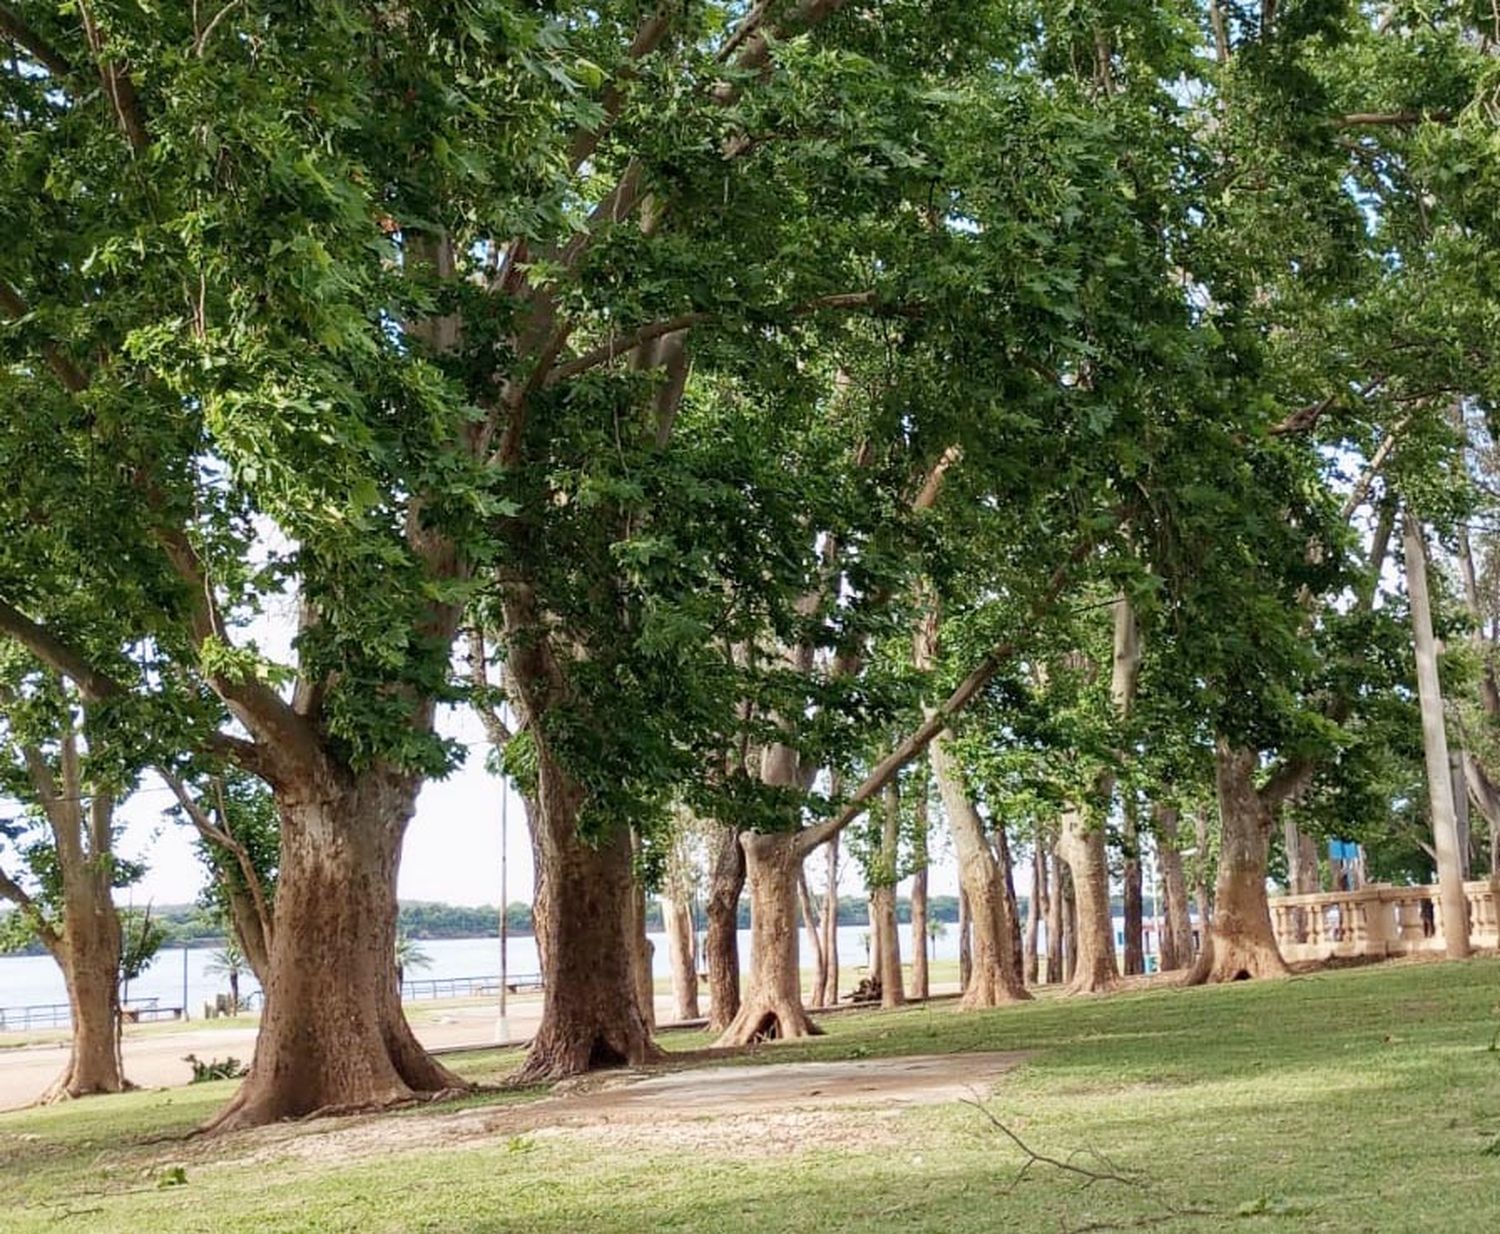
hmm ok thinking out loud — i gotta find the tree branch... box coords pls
[0,598,123,703]
[544,312,711,387]
[565,5,677,176]
[0,863,61,953]
[0,279,91,394]
[0,3,74,76]
[1339,111,1451,128]
[77,0,149,152]
[466,628,515,749]
[797,536,1096,854]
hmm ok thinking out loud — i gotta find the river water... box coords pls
[0,924,960,1018]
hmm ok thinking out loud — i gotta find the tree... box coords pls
[204,941,250,1015]
[0,654,142,1103]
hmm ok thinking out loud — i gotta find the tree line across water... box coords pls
[0,2,1497,1128]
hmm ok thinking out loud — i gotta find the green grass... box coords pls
[3,958,1499,1233]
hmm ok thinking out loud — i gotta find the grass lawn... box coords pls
[2,958,1498,1233]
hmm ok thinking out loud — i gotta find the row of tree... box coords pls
[1,1,1497,1127]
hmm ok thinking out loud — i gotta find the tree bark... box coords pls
[820,836,840,1006]
[1192,809,1212,934]
[1060,863,1077,984]
[629,835,656,1034]
[909,867,929,1001]
[931,734,1028,1005]
[1057,807,1118,993]
[40,898,127,1103]
[704,822,745,1032]
[1046,839,1065,984]
[1154,806,1194,972]
[208,771,467,1129]
[1403,511,1473,959]
[957,888,972,991]
[1282,815,1319,943]
[797,870,826,1006]
[715,832,822,1045]
[663,893,699,1021]
[993,822,1025,988]
[873,785,905,1008]
[516,754,662,1081]
[1121,797,1145,976]
[1187,744,1290,984]
[1024,844,1044,986]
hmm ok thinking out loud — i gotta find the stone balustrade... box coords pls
[1268,881,1499,962]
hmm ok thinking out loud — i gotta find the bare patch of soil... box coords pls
[189,1051,1027,1171]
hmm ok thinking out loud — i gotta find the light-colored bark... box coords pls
[1403,511,1473,959]
[1046,839,1065,984]
[1057,807,1117,993]
[1024,845,1044,985]
[715,832,822,1045]
[798,870,826,1006]
[663,893,700,1021]
[820,835,841,1006]
[1154,806,1194,972]
[931,735,1029,1005]
[873,785,905,1008]
[1187,743,1291,985]
[704,822,745,1032]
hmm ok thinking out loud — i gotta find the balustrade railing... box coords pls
[1268,881,1497,961]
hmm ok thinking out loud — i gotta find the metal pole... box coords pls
[496,773,510,1044]
[182,946,189,1020]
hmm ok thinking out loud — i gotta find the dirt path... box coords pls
[209,1050,1027,1170]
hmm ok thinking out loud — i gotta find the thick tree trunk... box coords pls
[1024,845,1044,986]
[1057,807,1118,994]
[820,836,840,1006]
[716,832,822,1045]
[1188,744,1290,984]
[517,756,661,1081]
[798,871,826,1006]
[40,900,127,1103]
[208,772,466,1130]
[1046,841,1065,984]
[1154,806,1194,972]
[705,822,745,1032]
[1121,799,1145,976]
[1404,512,1473,959]
[932,734,1028,1005]
[663,894,700,1021]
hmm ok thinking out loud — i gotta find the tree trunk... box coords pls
[873,785,905,1008]
[704,822,745,1032]
[208,772,466,1130]
[1060,863,1077,984]
[1282,815,1319,943]
[932,734,1028,1005]
[1121,798,1145,976]
[1404,511,1473,959]
[798,870,826,1006]
[1046,841,1065,984]
[909,866,929,1001]
[1154,806,1193,972]
[1192,809,1212,938]
[225,884,271,991]
[1024,845,1044,986]
[663,893,700,1021]
[957,888,972,991]
[1188,744,1290,984]
[516,755,661,1081]
[629,838,656,1034]
[993,822,1025,988]
[1057,807,1118,993]
[820,836,840,1006]
[716,832,822,1045]
[40,896,127,1103]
